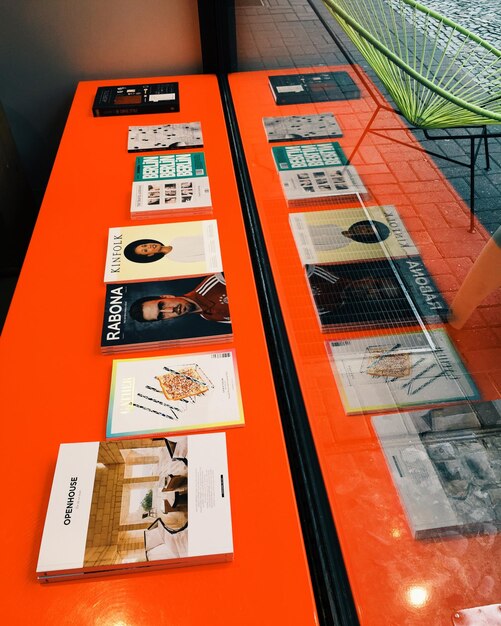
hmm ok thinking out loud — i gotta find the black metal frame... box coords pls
[197,0,237,74]
[197,2,360,624]
[218,72,360,626]
[345,100,499,232]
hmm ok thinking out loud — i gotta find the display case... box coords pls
[227,62,501,626]
[0,74,318,625]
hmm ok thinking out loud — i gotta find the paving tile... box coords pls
[452,327,501,352]
[445,257,474,280]
[432,273,461,293]
[431,226,488,244]
[462,348,501,373]
[488,370,501,395]
[480,307,501,327]
[435,239,487,260]
[234,0,501,409]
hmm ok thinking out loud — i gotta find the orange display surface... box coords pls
[229,67,501,626]
[0,75,317,625]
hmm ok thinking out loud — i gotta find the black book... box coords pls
[268,71,360,105]
[92,82,180,117]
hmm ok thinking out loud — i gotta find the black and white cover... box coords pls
[306,257,448,332]
[101,274,232,353]
[262,113,342,142]
[37,433,233,581]
[372,401,501,538]
[127,122,203,152]
[272,142,365,203]
[268,71,360,105]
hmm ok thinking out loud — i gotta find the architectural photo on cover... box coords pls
[84,437,189,567]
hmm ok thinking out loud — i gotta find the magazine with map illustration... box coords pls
[104,219,222,283]
[101,274,232,353]
[271,142,365,203]
[131,153,211,218]
[326,328,480,414]
[37,433,232,582]
[289,205,418,265]
[372,401,501,538]
[263,113,342,142]
[127,121,203,152]
[107,349,244,438]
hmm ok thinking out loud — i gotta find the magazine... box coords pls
[103,219,222,283]
[127,122,203,152]
[101,274,232,353]
[37,433,233,582]
[326,328,480,414]
[289,205,418,265]
[131,153,211,218]
[107,349,244,438]
[306,257,447,332]
[271,142,365,203]
[268,71,360,105]
[372,401,501,538]
[262,113,342,142]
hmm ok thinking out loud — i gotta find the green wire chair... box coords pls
[319,0,501,228]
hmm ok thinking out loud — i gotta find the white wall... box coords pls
[0,0,203,204]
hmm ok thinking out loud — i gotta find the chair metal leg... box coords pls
[483,125,491,170]
[469,137,476,233]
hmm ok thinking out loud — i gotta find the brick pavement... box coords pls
[234,0,501,236]
[233,0,501,397]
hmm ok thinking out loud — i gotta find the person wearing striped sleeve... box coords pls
[129,273,230,323]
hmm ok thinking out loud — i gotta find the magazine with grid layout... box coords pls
[271,141,366,204]
[37,433,232,582]
[130,152,211,219]
[107,349,244,438]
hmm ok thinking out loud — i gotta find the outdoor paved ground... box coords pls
[234,0,501,235]
[233,0,501,399]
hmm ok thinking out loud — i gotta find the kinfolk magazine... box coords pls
[103,219,222,284]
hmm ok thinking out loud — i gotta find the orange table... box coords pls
[229,67,501,626]
[0,75,318,625]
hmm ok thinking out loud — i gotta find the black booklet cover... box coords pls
[268,71,360,105]
[101,274,232,352]
[93,82,180,117]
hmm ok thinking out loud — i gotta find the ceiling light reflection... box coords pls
[406,585,430,608]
